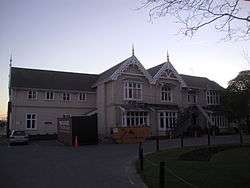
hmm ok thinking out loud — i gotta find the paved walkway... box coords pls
[0,134,249,188]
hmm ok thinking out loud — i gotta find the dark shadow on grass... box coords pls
[178,144,250,161]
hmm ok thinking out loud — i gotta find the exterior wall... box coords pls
[96,83,106,137]
[10,88,96,135]
[12,88,96,108]
[10,106,91,135]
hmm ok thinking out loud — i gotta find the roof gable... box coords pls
[110,56,153,83]
[151,62,187,87]
[95,61,125,84]
[147,63,164,77]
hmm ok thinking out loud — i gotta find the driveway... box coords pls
[0,134,249,188]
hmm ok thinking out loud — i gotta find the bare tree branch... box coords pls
[139,0,250,40]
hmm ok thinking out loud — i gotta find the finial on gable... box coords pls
[9,54,13,67]
[132,44,134,56]
[167,50,170,62]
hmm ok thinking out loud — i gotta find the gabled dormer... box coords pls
[147,55,187,88]
[110,55,153,83]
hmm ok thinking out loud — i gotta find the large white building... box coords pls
[7,53,228,138]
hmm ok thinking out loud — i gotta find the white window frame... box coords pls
[208,114,227,128]
[62,92,71,101]
[124,81,142,101]
[161,86,172,102]
[122,111,149,127]
[63,114,71,118]
[27,90,37,100]
[158,111,177,131]
[206,90,220,105]
[26,113,37,130]
[79,93,87,101]
[45,91,54,100]
[187,93,197,104]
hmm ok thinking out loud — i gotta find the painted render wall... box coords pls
[99,70,185,137]
[12,88,96,108]
[10,88,97,134]
[10,106,92,135]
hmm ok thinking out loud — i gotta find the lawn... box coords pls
[137,145,250,188]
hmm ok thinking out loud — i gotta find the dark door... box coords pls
[71,114,98,145]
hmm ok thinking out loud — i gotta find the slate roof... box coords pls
[10,57,224,91]
[147,63,164,77]
[147,63,223,90]
[10,67,98,92]
[95,56,134,84]
[180,74,224,90]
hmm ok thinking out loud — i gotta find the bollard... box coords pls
[159,161,165,188]
[180,134,184,148]
[156,137,159,151]
[139,144,144,171]
[138,142,142,160]
[239,130,243,145]
[207,128,211,146]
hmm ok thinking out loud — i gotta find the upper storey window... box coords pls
[45,91,54,100]
[63,93,70,101]
[187,93,197,104]
[27,90,37,99]
[207,90,220,105]
[79,93,86,101]
[124,82,142,100]
[161,86,172,102]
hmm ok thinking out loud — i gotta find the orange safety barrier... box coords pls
[111,127,151,144]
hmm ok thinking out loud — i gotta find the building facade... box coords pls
[8,54,228,138]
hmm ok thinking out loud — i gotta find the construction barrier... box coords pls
[111,126,151,144]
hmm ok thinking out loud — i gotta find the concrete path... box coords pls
[0,134,249,188]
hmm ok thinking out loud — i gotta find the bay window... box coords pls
[122,111,148,127]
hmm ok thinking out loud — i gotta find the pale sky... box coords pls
[0,0,249,118]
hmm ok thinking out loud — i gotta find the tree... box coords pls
[140,0,250,40]
[223,70,250,130]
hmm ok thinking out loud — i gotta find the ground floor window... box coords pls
[208,114,228,128]
[122,111,149,127]
[26,113,37,129]
[158,111,177,131]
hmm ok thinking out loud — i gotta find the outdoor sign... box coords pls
[58,120,71,133]
[57,118,72,145]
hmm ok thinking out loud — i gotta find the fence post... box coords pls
[138,142,142,160]
[207,128,211,146]
[156,137,159,152]
[239,129,243,145]
[180,134,184,148]
[139,142,144,171]
[159,161,165,188]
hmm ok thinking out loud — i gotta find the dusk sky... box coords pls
[0,0,249,118]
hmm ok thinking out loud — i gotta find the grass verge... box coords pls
[137,144,250,188]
